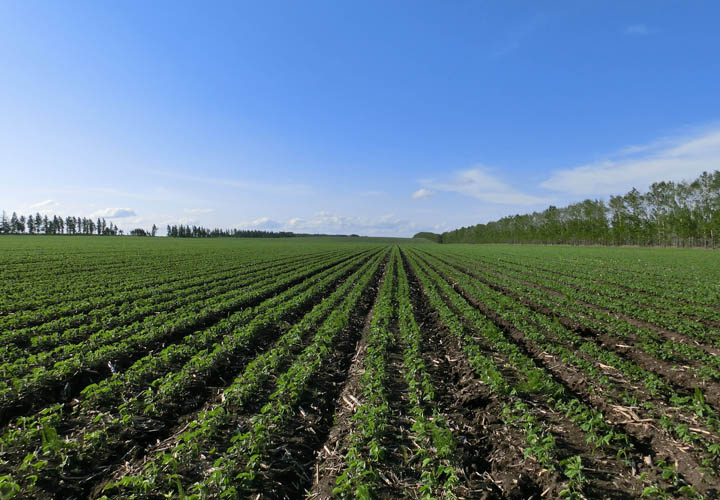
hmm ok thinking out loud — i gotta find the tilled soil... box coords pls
[5,243,720,500]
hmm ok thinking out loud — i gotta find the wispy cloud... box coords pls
[245,211,420,236]
[411,188,434,200]
[358,190,385,197]
[22,199,62,216]
[540,127,720,195]
[91,207,137,218]
[151,170,313,196]
[424,167,552,205]
[298,212,418,235]
[30,199,57,209]
[625,24,651,36]
[236,217,283,230]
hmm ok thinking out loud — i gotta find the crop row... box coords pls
[2,240,718,499]
[430,249,720,387]
[0,249,340,330]
[1,248,385,499]
[405,248,708,498]
[0,250,370,426]
[415,250,720,489]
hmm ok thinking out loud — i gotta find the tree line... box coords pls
[0,212,124,236]
[166,224,294,238]
[419,170,720,247]
[1,214,301,239]
[0,213,360,239]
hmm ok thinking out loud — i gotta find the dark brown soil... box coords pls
[416,251,720,497]
[470,254,720,356]
[5,253,379,500]
[7,246,720,500]
[0,254,361,430]
[403,250,565,499]
[433,252,720,411]
[493,256,720,327]
[241,251,390,499]
[307,315,371,499]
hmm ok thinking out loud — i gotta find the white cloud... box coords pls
[26,199,61,215]
[625,24,650,36]
[425,167,551,205]
[30,199,56,209]
[540,127,720,196]
[91,207,137,218]
[264,211,419,236]
[287,217,304,226]
[411,188,434,199]
[237,217,283,230]
[176,217,199,225]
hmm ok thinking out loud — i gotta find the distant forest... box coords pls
[164,224,364,238]
[0,212,124,235]
[0,214,361,239]
[415,170,720,247]
[165,224,294,238]
[0,215,290,238]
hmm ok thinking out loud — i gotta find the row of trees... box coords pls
[0,212,124,236]
[438,170,720,247]
[166,224,295,238]
[2,214,305,239]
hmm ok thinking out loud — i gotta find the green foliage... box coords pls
[1,237,719,499]
[412,232,443,243]
[441,169,720,246]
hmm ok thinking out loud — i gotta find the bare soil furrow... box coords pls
[419,255,718,496]
[245,255,388,499]
[491,257,720,328]
[307,319,371,499]
[0,254,356,428]
[4,255,375,500]
[466,255,720,354]
[404,257,505,499]
[434,254,720,409]
[405,252,570,499]
[372,332,423,498]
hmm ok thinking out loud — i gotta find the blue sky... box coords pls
[2,1,720,236]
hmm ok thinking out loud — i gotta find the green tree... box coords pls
[1,211,10,234]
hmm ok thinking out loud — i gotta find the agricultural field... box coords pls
[1,237,719,499]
